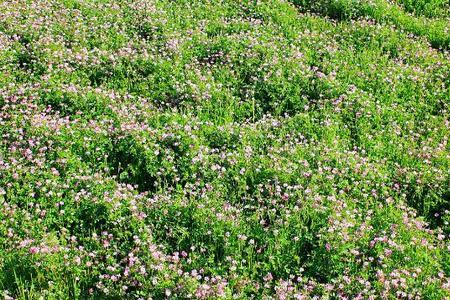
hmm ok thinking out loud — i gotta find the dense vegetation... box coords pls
[0,0,449,298]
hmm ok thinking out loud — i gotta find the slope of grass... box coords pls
[292,0,450,49]
[394,0,449,17]
[0,0,449,298]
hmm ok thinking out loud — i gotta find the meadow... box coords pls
[0,0,449,298]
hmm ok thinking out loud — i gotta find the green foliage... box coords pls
[0,0,449,298]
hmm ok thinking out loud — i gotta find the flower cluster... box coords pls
[0,0,449,299]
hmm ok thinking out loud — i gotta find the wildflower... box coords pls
[29,247,39,254]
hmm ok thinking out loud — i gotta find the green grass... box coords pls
[293,0,450,49]
[0,0,449,298]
